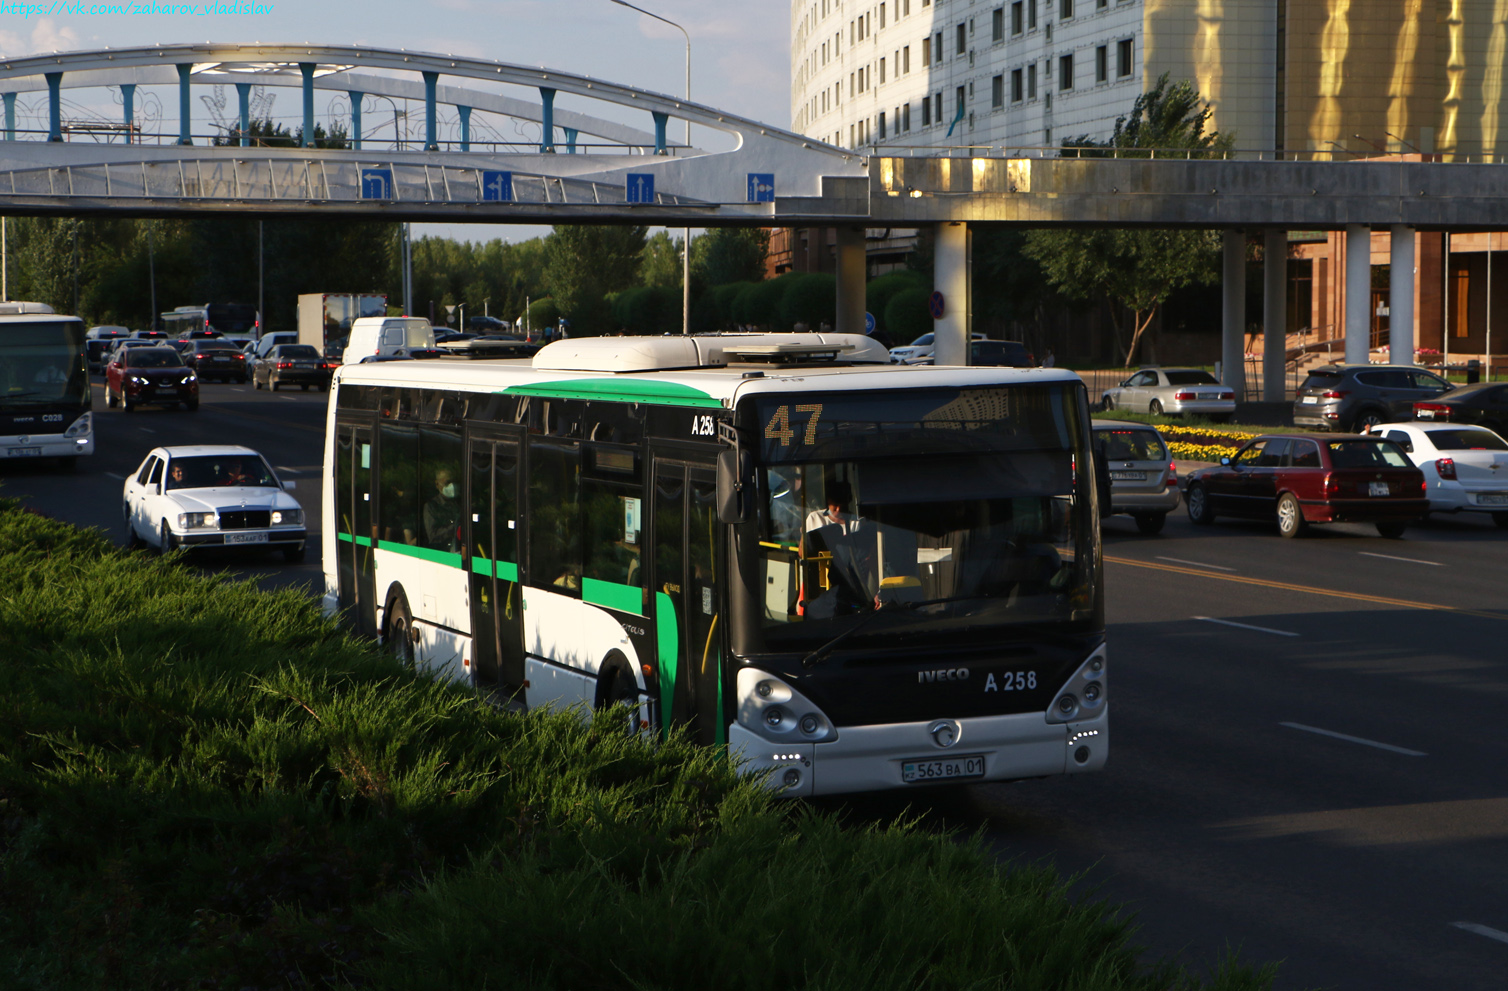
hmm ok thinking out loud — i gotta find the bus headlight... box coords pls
[178,512,215,529]
[1047,645,1108,724]
[63,413,92,439]
[736,668,837,743]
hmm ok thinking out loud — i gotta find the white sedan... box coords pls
[122,445,308,560]
[1374,423,1508,527]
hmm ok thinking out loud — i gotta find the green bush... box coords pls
[0,501,1277,990]
[778,271,838,331]
[867,269,928,340]
[885,285,934,344]
[731,278,786,329]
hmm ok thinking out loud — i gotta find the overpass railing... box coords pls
[863,144,1493,163]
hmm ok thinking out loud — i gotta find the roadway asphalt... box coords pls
[4,384,1508,989]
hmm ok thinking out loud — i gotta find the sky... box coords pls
[0,0,793,244]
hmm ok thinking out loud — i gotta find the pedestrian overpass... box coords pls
[3,43,1507,398]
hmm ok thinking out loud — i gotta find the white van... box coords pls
[346,317,434,359]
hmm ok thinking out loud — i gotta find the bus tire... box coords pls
[595,651,641,733]
[384,588,416,670]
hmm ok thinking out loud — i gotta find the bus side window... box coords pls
[378,423,420,545]
[528,440,582,591]
[419,425,463,552]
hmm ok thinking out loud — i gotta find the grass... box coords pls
[0,499,1280,990]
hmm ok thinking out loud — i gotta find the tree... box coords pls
[1024,75,1231,365]
[543,225,647,336]
[693,228,769,285]
[640,231,683,289]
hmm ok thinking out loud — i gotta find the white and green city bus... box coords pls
[321,333,1107,795]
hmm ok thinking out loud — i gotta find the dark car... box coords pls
[184,340,250,382]
[252,344,328,391]
[971,340,1036,367]
[1184,433,1427,538]
[1293,364,1453,432]
[104,346,199,412]
[1412,381,1508,435]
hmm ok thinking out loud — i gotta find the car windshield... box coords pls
[1098,428,1167,461]
[1164,371,1219,386]
[278,345,320,358]
[749,383,1095,653]
[127,349,184,368]
[1301,372,1344,390]
[166,454,277,489]
[906,334,934,347]
[1327,439,1412,468]
[1429,428,1508,451]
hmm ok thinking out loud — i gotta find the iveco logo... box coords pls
[918,667,969,684]
[17,435,27,444]
[928,719,962,748]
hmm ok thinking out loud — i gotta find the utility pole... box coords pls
[147,222,156,330]
[258,220,264,338]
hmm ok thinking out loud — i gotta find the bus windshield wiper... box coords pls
[800,593,998,669]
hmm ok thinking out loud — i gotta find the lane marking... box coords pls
[1194,616,1299,637]
[137,427,154,433]
[1280,722,1427,757]
[1359,551,1443,567]
[103,471,125,480]
[1105,555,1508,623]
[1157,556,1236,572]
[1452,922,1508,946]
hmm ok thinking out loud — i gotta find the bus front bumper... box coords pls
[3,432,93,459]
[731,704,1108,798]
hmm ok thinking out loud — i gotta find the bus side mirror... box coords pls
[717,448,753,524]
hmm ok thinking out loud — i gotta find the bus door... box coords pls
[650,460,724,746]
[334,421,376,635]
[466,429,525,689]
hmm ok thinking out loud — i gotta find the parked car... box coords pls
[1411,381,1508,435]
[121,445,306,562]
[888,332,987,364]
[104,346,199,412]
[1092,421,1180,533]
[1184,433,1427,538]
[1374,422,1508,528]
[1293,364,1453,432]
[1100,367,1236,419]
[183,340,250,382]
[904,340,1036,367]
[468,315,508,333]
[252,344,328,391]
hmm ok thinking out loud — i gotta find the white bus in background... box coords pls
[321,333,1107,796]
[0,302,93,469]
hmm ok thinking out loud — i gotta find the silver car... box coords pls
[1092,421,1181,533]
[1100,367,1236,419]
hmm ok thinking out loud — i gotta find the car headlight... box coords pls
[177,512,216,529]
[182,374,196,384]
[128,375,147,385]
[270,509,303,526]
[63,413,91,439]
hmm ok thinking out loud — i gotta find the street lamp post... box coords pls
[609,0,692,335]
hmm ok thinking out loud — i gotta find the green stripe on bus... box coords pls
[376,540,463,569]
[502,379,724,409]
[656,591,678,736]
[336,532,372,547]
[471,556,520,582]
[471,556,492,576]
[582,577,643,616]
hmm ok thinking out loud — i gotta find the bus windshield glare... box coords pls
[749,383,1095,652]
[0,321,87,406]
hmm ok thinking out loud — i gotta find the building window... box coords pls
[1097,0,1107,7]
[1012,1,1023,34]
[1117,37,1133,77]
[991,74,1004,108]
[880,3,886,28]
[904,45,911,72]
[879,110,887,139]
[1027,63,1037,98]
[1059,0,1072,17]
[1096,44,1107,83]
[922,97,931,126]
[992,7,1004,41]
[922,36,931,66]
[903,102,911,130]
[1012,68,1024,102]
[880,57,886,84]
[1059,53,1074,90]
[935,32,943,60]
[935,91,943,125]
[956,23,966,54]
[1028,0,1037,29]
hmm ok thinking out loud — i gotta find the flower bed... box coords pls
[1157,424,1260,464]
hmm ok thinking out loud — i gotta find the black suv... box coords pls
[1293,364,1452,432]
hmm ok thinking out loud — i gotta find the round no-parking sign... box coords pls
[928,291,946,320]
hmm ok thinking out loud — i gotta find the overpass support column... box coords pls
[935,222,971,365]
[1390,226,1416,365]
[233,83,249,147]
[175,64,191,145]
[564,127,578,154]
[45,72,62,142]
[538,87,556,153]
[1263,229,1288,401]
[422,71,439,151]
[299,63,315,148]
[1221,230,1247,399]
[458,106,471,152]
[1345,224,1371,365]
[6,92,18,141]
[348,91,362,151]
[122,84,136,145]
[652,111,669,155]
[835,226,867,336]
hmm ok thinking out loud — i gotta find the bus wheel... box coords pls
[596,656,641,733]
[386,594,416,669]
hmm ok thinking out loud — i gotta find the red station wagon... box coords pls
[1184,433,1428,538]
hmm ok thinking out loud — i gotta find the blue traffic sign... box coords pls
[626,173,656,203]
[481,170,513,202]
[360,168,393,200]
[928,291,946,320]
[747,173,775,202]
[864,311,876,334]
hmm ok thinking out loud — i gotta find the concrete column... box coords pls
[121,84,136,145]
[299,63,316,147]
[175,64,191,145]
[422,71,439,151]
[1221,229,1247,399]
[934,222,971,365]
[1345,224,1371,364]
[458,106,471,152]
[538,87,556,153]
[348,91,362,151]
[835,226,867,336]
[1263,229,1288,401]
[1389,225,1416,365]
[234,83,249,147]
[46,72,63,142]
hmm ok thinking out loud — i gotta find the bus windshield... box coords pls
[747,383,1095,653]
[0,320,87,407]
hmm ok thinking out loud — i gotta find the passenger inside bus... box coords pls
[423,467,462,551]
